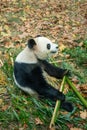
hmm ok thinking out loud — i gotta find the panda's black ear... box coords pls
[28,39,36,49]
[35,35,42,37]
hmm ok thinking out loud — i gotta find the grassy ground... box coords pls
[0,0,87,130]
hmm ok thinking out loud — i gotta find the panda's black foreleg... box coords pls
[39,60,70,79]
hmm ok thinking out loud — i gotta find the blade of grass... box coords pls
[66,77,87,108]
[49,76,66,128]
[13,109,20,121]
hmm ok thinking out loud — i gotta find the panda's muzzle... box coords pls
[51,45,58,53]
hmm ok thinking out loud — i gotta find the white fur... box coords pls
[33,37,58,59]
[16,47,37,63]
[16,37,58,63]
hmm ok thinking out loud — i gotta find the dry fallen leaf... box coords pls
[59,44,66,51]
[18,32,29,39]
[0,99,3,105]
[72,77,79,84]
[49,127,55,130]
[2,105,9,111]
[79,84,87,97]
[0,59,3,67]
[0,70,7,86]
[80,110,87,119]
[70,127,82,130]
[35,117,43,125]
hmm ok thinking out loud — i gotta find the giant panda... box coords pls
[13,35,73,112]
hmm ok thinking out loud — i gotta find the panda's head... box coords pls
[28,36,58,60]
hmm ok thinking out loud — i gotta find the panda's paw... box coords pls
[61,101,74,112]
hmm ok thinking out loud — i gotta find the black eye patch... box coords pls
[47,44,51,50]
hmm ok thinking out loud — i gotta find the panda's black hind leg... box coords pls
[36,84,73,112]
[36,84,65,102]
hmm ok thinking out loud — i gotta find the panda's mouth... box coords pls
[51,50,57,53]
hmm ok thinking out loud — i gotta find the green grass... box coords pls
[62,43,87,83]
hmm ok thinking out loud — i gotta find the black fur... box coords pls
[35,35,42,38]
[14,60,73,112]
[14,62,65,101]
[28,39,36,49]
[61,101,73,112]
[39,60,70,79]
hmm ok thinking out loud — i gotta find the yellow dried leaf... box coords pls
[20,17,26,21]
[72,34,76,38]
[59,44,66,51]
[35,118,43,125]
[0,99,3,105]
[0,70,7,86]
[49,127,55,130]
[0,88,7,94]
[0,59,3,67]
[70,127,82,130]
[2,105,9,111]
[80,110,87,119]
[72,77,79,84]
[0,26,2,31]
[22,0,26,2]
[79,84,87,97]
[1,32,11,37]
[4,25,9,30]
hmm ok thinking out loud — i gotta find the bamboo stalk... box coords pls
[49,76,66,128]
[66,77,87,108]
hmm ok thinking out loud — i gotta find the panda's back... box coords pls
[15,47,37,64]
[14,61,39,85]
